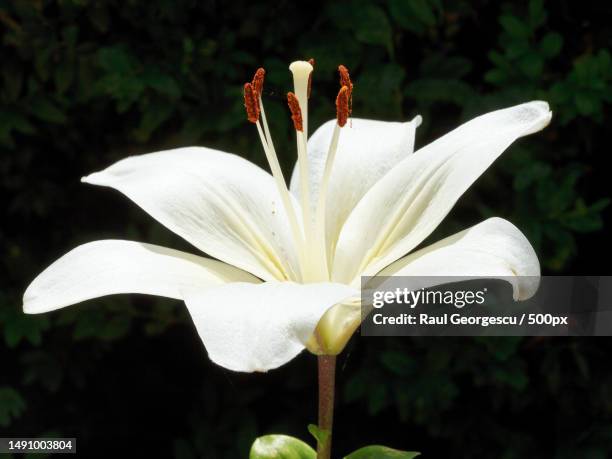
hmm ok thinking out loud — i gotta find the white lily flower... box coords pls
[23,60,552,372]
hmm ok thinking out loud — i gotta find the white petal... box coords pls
[183,282,357,372]
[83,147,301,282]
[333,101,551,283]
[378,218,540,300]
[290,117,421,252]
[23,240,259,314]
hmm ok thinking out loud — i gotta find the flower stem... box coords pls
[317,355,336,459]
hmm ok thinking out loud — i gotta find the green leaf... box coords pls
[62,25,79,48]
[353,5,393,53]
[367,383,388,415]
[0,387,26,427]
[344,373,367,403]
[307,424,330,446]
[28,97,67,124]
[513,162,551,191]
[97,314,132,341]
[484,68,507,85]
[475,336,522,361]
[358,63,405,114]
[589,198,611,213]
[344,445,420,459]
[499,15,530,39]
[0,306,50,348]
[407,0,437,27]
[528,0,547,28]
[97,46,136,74]
[380,351,416,376]
[561,198,611,233]
[388,0,437,32]
[54,61,74,94]
[540,32,563,58]
[141,70,181,99]
[492,365,529,391]
[249,435,315,459]
[574,92,598,115]
[519,53,544,79]
[133,100,173,142]
[0,110,35,147]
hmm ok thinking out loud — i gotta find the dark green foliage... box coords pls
[1,0,611,457]
[0,386,26,427]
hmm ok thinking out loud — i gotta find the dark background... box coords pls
[1,0,611,457]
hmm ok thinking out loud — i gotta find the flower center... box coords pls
[243,60,352,283]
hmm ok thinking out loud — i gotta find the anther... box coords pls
[287,92,303,132]
[243,83,260,123]
[336,86,350,127]
[252,68,265,96]
[338,65,353,121]
[338,65,353,95]
[307,58,315,98]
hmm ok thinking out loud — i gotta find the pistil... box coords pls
[289,60,320,280]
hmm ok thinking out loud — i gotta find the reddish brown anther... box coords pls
[287,92,303,132]
[243,82,260,123]
[336,86,350,127]
[251,67,265,97]
[338,64,353,95]
[307,58,315,98]
[338,64,353,121]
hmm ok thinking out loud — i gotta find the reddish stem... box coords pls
[317,355,336,459]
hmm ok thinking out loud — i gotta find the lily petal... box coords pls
[183,281,357,372]
[83,147,301,282]
[333,101,551,283]
[23,240,259,314]
[290,117,421,252]
[378,217,540,300]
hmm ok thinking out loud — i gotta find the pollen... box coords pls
[287,92,303,132]
[336,86,350,127]
[243,82,260,123]
[252,67,265,96]
[307,58,315,98]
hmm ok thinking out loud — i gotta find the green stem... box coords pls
[317,355,336,459]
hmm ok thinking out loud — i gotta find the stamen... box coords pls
[315,68,354,274]
[336,85,350,127]
[252,67,265,96]
[243,83,260,123]
[287,92,303,132]
[307,58,315,98]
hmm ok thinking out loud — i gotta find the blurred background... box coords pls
[1,0,611,457]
